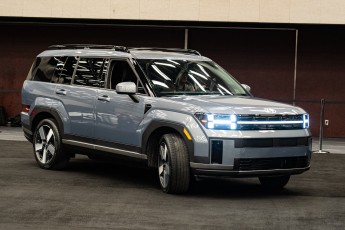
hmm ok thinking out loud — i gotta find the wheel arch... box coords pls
[31,108,64,136]
[142,121,194,168]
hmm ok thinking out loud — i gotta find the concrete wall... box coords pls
[1,0,345,24]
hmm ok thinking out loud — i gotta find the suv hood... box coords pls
[157,95,305,115]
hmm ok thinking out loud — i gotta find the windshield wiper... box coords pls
[232,93,249,96]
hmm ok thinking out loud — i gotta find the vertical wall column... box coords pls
[293,29,299,106]
[184,28,189,49]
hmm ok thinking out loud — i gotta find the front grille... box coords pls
[233,157,308,171]
[237,114,304,130]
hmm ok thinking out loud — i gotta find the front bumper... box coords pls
[190,135,312,177]
[190,159,310,177]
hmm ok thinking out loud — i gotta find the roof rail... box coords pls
[128,47,201,56]
[48,44,128,52]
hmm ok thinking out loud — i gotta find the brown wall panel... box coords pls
[0,24,185,118]
[296,28,345,137]
[189,28,296,101]
[323,103,345,137]
[0,23,344,137]
[0,93,21,122]
[296,29,345,100]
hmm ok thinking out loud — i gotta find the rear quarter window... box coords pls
[31,56,60,82]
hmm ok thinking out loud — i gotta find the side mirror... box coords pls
[241,84,251,93]
[116,82,137,94]
[116,82,140,103]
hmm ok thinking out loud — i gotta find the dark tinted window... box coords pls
[31,56,60,82]
[73,58,107,88]
[59,56,77,85]
[137,59,248,97]
[51,57,67,83]
[109,60,145,93]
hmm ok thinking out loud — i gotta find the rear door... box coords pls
[55,56,106,140]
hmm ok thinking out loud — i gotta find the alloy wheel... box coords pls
[34,125,56,165]
[158,141,170,189]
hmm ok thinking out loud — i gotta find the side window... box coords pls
[59,56,77,85]
[108,60,145,94]
[31,56,60,82]
[73,58,107,88]
[52,57,67,83]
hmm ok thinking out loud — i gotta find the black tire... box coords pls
[259,175,290,190]
[157,133,190,194]
[33,118,69,170]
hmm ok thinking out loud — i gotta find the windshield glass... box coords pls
[137,59,248,97]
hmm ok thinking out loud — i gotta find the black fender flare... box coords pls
[142,120,195,166]
[30,106,65,136]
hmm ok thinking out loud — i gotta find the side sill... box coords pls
[62,139,147,160]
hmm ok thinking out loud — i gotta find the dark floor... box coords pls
[0,140,344,229]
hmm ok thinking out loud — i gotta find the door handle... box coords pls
[97,95,110,102]
[56,89,67,95]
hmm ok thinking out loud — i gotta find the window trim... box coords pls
[105,57,148,95]
[71,57,107,89]
[56,56,79,86]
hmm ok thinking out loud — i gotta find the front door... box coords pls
[94,59,146,149]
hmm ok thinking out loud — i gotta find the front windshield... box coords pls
[137,59,248,97]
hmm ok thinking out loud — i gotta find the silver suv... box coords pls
[21,44,312,193]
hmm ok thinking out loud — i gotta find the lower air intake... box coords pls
[233,156,308,171]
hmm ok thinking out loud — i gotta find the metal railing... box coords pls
[314,99,329,153]
[279,98,345,153]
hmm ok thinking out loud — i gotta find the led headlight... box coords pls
[195,113,237,130]
[195,113,310,130]
[303,114,309,129]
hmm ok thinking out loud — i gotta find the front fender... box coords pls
[140,109,209,161]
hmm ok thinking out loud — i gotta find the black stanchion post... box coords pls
[314,98,329,153]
